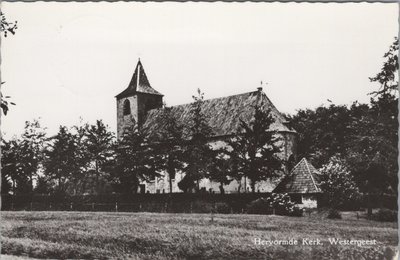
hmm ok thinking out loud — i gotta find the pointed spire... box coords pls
[116,59,163,98]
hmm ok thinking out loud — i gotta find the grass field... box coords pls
[1,211,398,259]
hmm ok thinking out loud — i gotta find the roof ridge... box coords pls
[289,157,307,175]
[304,159,320,192]
[165,90,260,109]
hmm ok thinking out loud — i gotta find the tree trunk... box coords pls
[219,184,225,194]
[251,181,256,193]
[169,173,173,194]
[367,192,372,218]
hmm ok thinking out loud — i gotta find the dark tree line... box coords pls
[1,89,282,196]
[288,38,398,206]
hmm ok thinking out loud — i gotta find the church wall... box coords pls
[141,134,296,194]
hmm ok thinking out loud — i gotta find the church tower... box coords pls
[116,60,163,139]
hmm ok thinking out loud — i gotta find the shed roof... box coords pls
[273,158,321,194]
[142,90,296,140]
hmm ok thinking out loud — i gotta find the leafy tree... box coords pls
[1,138,32,195]
[288,104,352,168]
[154,106,185,193]
[43,126,81,194]
[179,89,213,193]
[1,139,17,194]
[113,121,158,195]
[207,149,233,194]
[19,120,47,193]
[229,105,282,193]
[84,120,115,194]
[318,156,360,210]
[369,37,398,98]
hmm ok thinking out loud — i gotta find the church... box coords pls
[116,60,298,194]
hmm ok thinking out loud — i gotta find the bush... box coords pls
[246,198,272,214]
[246,194,300,216]
[287,206,303,217]
[214,202,230,214]
[327,209,342,219]
[372,208,397,222]
[192,201,214,213]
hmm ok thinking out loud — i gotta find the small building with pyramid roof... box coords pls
[116,60,298,194]
[273,158,322,208]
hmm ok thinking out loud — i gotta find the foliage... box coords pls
[43,126,82,194]
[229,104,282,193]
[83,120,115,194]
[371,208,397,222]
[1,83,15,116]
[0,12,18,37]
[288,104,352,168]
[113,120,158,195]
[369,37,398,98]
[179,89,213,192]
[207,149,234,194]
[326,209,342,219]
[153,105,185,193]
[246,197,272,214]
[214,202,231,214]
[318,156,361,209]
[246,194,299,216]
[1,12,18,115]
[19,120,47,193]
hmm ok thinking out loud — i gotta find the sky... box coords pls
[1,2,398,138]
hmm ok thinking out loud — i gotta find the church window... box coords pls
[123,99,131,115]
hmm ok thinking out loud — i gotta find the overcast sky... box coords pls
[1,2,398,138]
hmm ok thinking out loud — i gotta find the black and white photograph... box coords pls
[0,2,398,259]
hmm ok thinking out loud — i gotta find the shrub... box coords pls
[214,202,230,214]
[318,156,361,210]
[287,206,303,217]
[372,208,397,222]
[267,193,297,216]
[246,198,272,214]
[327,209,342,219]
[192,201,214,213]
[246,194,300,216]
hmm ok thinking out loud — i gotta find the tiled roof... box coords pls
[142,90,296,140]
[273,158,321,193]
[116,60,163,98]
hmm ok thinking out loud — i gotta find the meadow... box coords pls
[1,211,398,259]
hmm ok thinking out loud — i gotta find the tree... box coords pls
[207,149,233,194]
[288,104,352,168]
[1,139,18,194]
[19,120,47,193]
[113,121,158,195]
[318,156,360,210]
[229,105,282,193]
[369,37,398,98]
[179,89,213,193]
[84,120,115,194]
[153,106,185,193]
[43,126,80,194]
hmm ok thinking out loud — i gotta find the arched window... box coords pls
[123,99,131,115]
